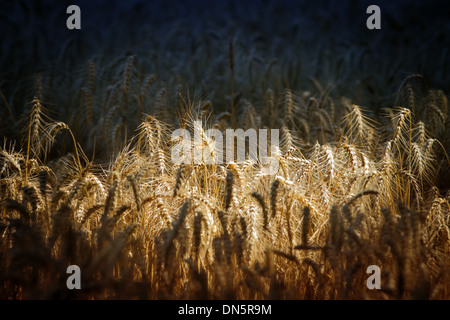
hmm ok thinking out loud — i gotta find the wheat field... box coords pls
[1,0,449,300]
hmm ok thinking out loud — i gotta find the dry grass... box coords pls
[1,79,449,299]
[1,1,450,300]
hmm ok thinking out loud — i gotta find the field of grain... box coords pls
[0,0,449,299]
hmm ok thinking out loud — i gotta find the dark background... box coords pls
[1,0,449,138]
